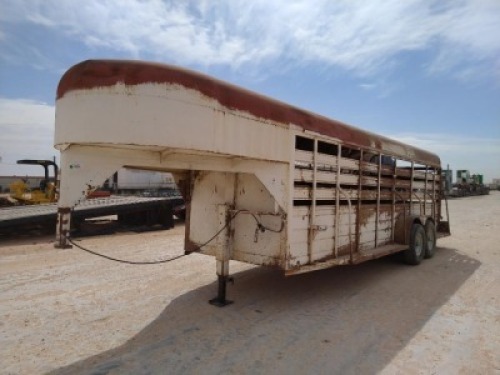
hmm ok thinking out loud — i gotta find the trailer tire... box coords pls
[424,220,437,259]
[404,223,425,265]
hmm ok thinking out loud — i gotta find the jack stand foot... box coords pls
[54,243,73,249]
[208,298,233,307]
[209,275,234,307]
[54,234,72,249]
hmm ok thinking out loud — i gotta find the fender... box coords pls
[394,214,431,245]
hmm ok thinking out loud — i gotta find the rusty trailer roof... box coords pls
[57,60,441,167]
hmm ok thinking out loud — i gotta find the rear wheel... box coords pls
[424,221,437,259]
[403,223,426,265]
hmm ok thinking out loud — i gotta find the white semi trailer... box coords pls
[54,60,450,305]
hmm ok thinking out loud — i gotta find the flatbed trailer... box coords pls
[0,196,182,235]
[54,60,450,305]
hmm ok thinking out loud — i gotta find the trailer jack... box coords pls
[209,275,234,307]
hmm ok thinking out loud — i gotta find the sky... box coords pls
[0,0,499,182]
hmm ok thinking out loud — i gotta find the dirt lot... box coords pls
[1,192,499,374]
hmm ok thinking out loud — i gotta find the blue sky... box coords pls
[1,0,499,181]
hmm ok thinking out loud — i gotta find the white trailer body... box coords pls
[54,60,450,304]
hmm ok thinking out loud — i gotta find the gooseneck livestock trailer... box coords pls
[54,60,450,305]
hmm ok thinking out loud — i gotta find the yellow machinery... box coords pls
[9,160,58,205]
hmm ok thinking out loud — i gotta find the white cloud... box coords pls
[426,0,500,82]
[0,98,57,175]
[359,83,376,90]
[389,132,500,182]
[1,0,499,81]
[0,98,53,127]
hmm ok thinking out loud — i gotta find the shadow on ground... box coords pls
[50,247,479,375]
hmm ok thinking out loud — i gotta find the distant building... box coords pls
[490,178,500,190]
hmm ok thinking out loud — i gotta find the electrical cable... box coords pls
[67,238,185,264]
[67,210,242,265]
[248,212,285,233]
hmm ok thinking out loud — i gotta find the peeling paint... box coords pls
[58,60,440,167]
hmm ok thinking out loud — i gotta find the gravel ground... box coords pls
[1,192,499,374]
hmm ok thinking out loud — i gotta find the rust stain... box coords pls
[358,207,372,228]
[311,250,353,265]
[393,214,408,244]
[337,243,355,257]
[57,60,441,167]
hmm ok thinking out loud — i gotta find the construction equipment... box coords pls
[3,159,184,235]
[9,160,58,204]
[444,169,490,197]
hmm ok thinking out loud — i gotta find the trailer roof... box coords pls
[58,60,441,167]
